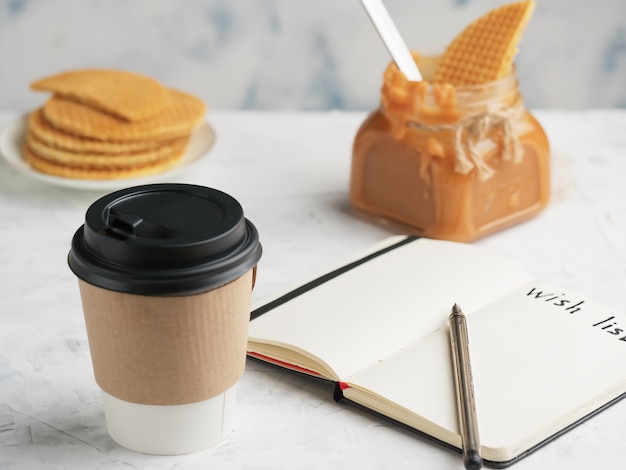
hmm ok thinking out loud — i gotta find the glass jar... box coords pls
[350,53,550,242]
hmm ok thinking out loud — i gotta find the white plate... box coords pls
[0,116,215,191]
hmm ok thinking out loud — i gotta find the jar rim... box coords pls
[383,52,520,109]
[388,49,518,90]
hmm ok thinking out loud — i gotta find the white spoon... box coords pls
[360,0,423,81]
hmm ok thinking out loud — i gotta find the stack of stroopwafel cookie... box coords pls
[24,69,206,180]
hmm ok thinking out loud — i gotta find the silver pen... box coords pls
[449,303,482,470]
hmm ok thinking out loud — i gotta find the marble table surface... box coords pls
[1,110,625,469]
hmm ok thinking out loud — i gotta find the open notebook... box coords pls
[248,236,626,467]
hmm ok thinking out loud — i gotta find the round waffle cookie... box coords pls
[43,89,206,142]
[433,1,535,86]
[25,130,189,169]
[31,69,169,122]
[28,108,167,153]
[22,143,187,180]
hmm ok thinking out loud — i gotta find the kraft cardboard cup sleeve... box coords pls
[68,184,262,455]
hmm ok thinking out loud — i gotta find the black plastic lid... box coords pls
[68,184,262,295]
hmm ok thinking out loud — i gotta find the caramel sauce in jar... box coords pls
[350,54,550,242]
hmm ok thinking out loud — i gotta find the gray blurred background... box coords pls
[1,0,625,113]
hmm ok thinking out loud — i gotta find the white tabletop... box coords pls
[1,110,625,469]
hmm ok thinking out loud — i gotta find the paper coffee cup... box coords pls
[68,184,262,454]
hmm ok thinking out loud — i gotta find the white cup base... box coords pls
[101,384,237,455]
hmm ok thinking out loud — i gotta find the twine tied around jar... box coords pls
[408,103,524,182]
